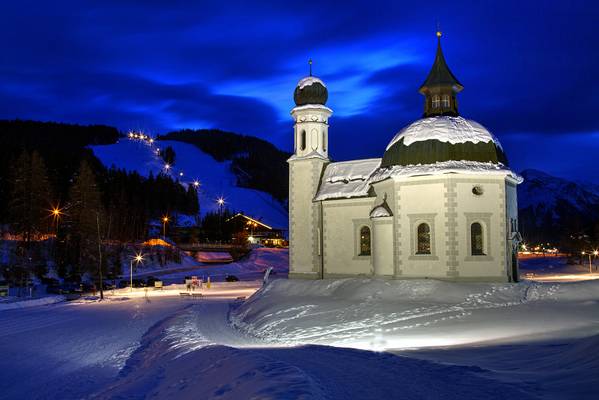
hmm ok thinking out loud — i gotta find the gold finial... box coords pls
[309,58,313,76]
[436,30,442,38]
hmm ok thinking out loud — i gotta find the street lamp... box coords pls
[130,252,144,291]
[162,216,169,239]
[217,198,225,241]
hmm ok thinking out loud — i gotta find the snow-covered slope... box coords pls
[91,139,288,229]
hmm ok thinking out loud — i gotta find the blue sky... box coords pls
[0,1,597,182]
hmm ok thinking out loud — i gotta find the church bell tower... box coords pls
[288,60,331,279]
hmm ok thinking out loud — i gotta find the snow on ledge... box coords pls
[291,104,333,114]
[297,76,326,89]
[371,160,523,184]
[386,116,503,150]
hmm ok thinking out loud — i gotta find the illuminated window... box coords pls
[359,226,371,256]
[432,95,440,108]
[300,130,306,150]
[471,222,485,255]
[416,223,431,254]
[442,95,450,108]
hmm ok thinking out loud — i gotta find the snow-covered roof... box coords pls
[371,160,523,184]
[370,202,393,218]
[386,116,502,150]
[297,76,326,89]
[314,158,381,201]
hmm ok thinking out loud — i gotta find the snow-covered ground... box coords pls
[90,138,288,229]
[1,250,598,399]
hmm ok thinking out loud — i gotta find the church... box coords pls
[288,33,523,282]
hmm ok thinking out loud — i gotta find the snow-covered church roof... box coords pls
[314,159,381,201]
[381,116,508,168]
[386,116,501,150]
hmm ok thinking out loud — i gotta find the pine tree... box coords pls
[8,150,53,243]
[68,160,104,277]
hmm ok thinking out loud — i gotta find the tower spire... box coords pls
[419,31,463,117]
[309,58,313,76]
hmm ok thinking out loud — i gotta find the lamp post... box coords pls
[162,216,169,240]
[130,253,144,291]
[217,197,225,242]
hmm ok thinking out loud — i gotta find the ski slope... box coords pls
[90,138,288,229]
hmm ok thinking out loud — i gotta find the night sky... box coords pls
[1,1,597,182]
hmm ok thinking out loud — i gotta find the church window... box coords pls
[322,130,326,151]
[471,222,485,255]
[359,226,371,256]
[442,95,450,108]
[300,130,306,151]
[416,223,431,254]
[432,95,440,109]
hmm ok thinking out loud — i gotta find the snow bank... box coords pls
[0,295,65,311]
[95,302,535,400]
[386,116,502,149]
[231,278,599,350]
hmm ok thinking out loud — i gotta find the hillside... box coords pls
[91,137,289,229]
[159,129,290,202]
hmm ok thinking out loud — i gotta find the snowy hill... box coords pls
[91,138,288,229]
[518,169,599,244]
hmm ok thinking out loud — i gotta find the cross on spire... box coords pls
[309,58,313,76]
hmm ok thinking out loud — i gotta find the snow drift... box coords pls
[231,278,599,350]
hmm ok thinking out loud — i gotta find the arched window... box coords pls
[471,222,485,255]
[442,95,450,108]
[432,95,440,108]
[359,226,371,256]
[300,130,306,151]
[322,130,327,152]
[416,223,431,254]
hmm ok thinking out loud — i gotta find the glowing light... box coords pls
[179,172,184,177]
[134,253,144,263]
[594,250,599,256]
[162,216,170,223]
[193,180,200,187]
[217,197,225,206]
[149,138,154,144]
[164,164,170,170]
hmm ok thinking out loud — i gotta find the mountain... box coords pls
[518,169,599,248]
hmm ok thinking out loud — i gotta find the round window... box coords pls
[472,186,484,196]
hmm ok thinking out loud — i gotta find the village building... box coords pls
[288,33,522,282]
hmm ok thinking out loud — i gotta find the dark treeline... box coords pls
[159,129,290,203]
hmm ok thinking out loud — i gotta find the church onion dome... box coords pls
[294,76,328,106]
[381,116,508,168]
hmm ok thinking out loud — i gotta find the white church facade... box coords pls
[288,33,523,282]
